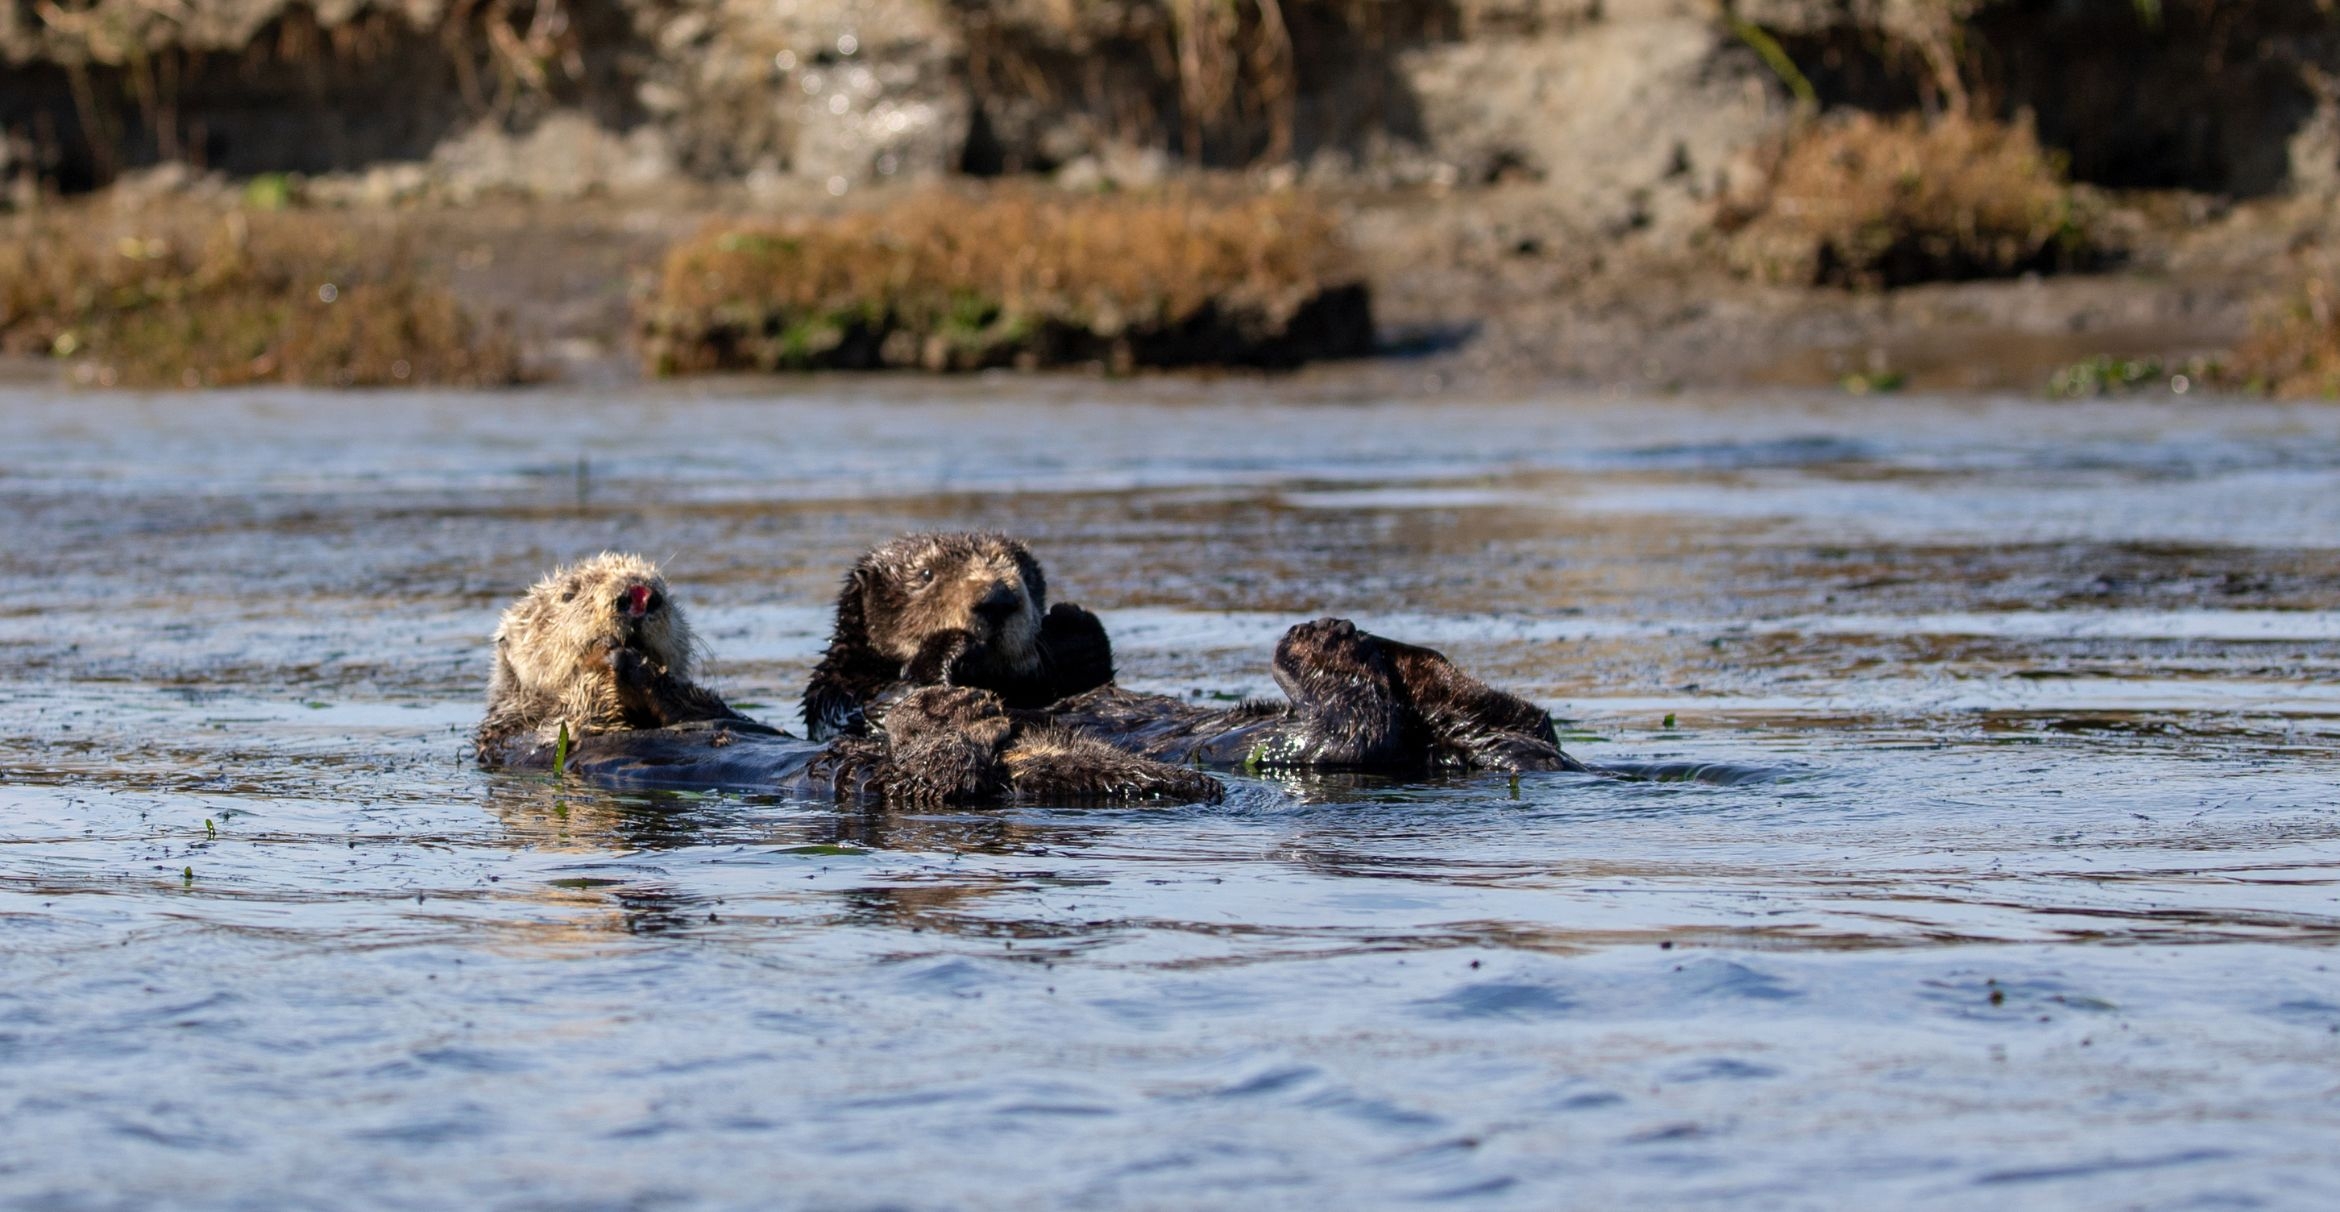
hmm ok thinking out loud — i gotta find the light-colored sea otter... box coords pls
[476,552,1219,805]
[474,553,731,755]
[801,534,1586,774]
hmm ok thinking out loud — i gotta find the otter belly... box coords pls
[487,720,838,794]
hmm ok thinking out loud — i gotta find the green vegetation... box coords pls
[2047,354,2213,399]
[0,202,522,388]
[1840,369,1907,395]
[639,184,1373,375]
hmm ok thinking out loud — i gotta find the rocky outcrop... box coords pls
[0,0,1786,223]
[6,0,2340,214]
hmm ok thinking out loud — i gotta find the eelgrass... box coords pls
[639,184,1373,374]
[0,204,522,388]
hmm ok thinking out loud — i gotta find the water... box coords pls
[2,380,2337,1210]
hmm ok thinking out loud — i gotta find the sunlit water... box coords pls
[3,380,2336,1210]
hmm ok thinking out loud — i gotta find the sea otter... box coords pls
[801,532,1115,741]
[475,552,1220,805]
[800,534,1587,774]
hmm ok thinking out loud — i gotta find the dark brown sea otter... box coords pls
[801,532,1115,741]
[475,552,1219,805]
[801,534,1586,774]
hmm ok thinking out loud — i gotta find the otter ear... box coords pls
[1008,542,1047,611]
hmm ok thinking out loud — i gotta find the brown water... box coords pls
[3,379,2337,1210]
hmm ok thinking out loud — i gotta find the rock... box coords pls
[430,115,677,201]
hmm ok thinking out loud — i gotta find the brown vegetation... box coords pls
[1724,113,2102,289]
[2222,264,2340,399]
[639,184,1373,375]
[0,202,522,388]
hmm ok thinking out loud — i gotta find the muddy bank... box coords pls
[5,0,2336,391]
[3,176,2286,394]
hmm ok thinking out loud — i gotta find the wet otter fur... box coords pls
[802,532,1115,740]
[881,685,1222,805]
[476,553,1217,805]
[474,552,740,757]
[802,535,1584,774]
[966,617,1580,773]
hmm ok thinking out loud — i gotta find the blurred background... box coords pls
[4,0,2336,395]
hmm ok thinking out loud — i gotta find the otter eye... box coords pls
[916,566,935,586]
[560,587,577,603]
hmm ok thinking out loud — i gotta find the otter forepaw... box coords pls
[885,685,1013,750]
[604,643,653,683]
[1002,729,1225,805]
[1036,602,1115,699]
[879,685,1014,806]
[902,629,983,687]
[604,645,667,729]
[1448,732,1590,775]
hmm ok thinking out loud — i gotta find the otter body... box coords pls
[487,718,853,794]
[1027,618,1583,774]
[804,534,1586,775]
[478,552,1218,805]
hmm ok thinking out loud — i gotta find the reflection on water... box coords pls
[1,383,2337,1209]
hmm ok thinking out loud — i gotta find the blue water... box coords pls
[2,382,2336,1210]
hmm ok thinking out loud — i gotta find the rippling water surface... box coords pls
[3,380,2337,1210]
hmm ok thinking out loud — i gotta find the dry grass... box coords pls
[1725,113,2101,289]
[2223,265,2340,399]
[640,184,1372,374]
[0,203,522,388]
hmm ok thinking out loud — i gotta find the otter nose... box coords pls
[972,584,1021,624]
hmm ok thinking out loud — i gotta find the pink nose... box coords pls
[626,585,651,616]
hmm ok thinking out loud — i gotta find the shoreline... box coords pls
[0,177,2295,400]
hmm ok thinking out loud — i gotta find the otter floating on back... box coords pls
[801,533,1587,775]
[475,552,1220,805]
[802,532,1115,741]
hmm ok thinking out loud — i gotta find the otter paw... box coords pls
[902,629,983,686]
[879,686,1017,805]
[1037,602,1115,697]
[1001,729,1226,805]
[604,645,668,729]
[1449,732,1585,774]
[885,685,1013,750]
[604,644,655,686]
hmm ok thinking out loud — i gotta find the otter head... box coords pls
[488,552,696,735]
[837,532,1048,681]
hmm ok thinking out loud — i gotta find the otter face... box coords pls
[847,532,1047,677]
[491,552,696,715]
